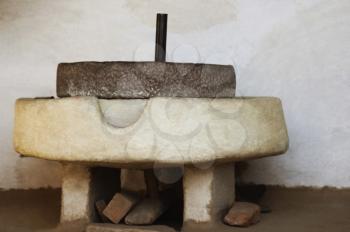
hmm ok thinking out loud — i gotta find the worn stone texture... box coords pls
[60,165,121,225]
[102,192,139,224]
[120,169,147,195]
[57,62,235,99]
[223,202,261,227]
[14,97,288,168]
[86,223,177,232]
[60,164,93,223]
[125,197,170,225]
[183,164,235,224]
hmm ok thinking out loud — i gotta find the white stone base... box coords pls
[60,166,146,224]
[183,163,235,225]
[59,163,235,228]
[61,164,93,223]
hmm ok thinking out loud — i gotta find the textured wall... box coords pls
[0,0,349,189]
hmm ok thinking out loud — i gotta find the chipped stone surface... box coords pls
[224,202,261,227]
[183,164,235,224]
[86,223,177,232]
[103,192,139,224]
[57,62,235,99]
[14,97,288,167]
[125,197,169,225]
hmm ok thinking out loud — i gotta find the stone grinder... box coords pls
[14,14,288,231]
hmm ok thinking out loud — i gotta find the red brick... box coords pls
[102,192,138,224]
[224,202,261,227]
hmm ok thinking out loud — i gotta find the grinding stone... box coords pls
[57,62,235,99]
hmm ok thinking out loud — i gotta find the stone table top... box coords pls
[14,97,288,168]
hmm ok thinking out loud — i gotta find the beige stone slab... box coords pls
[14,97,288,167]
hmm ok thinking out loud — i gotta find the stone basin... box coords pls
[14,96,288,168]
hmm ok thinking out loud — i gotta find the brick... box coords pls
[102,192,139,224]
[224,202,261,227]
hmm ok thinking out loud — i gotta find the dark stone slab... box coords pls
[57,62,235,99]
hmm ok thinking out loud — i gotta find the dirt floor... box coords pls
[0,188,60,232]
[0,187,349,232]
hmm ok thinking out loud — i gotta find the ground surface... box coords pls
[0,188,60,232]
[0,187,349,232]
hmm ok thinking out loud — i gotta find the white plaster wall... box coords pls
[0,0,349,189]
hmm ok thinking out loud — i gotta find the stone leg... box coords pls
[61,164,93,224]
[61,165,120,224]
[183,163,235,226]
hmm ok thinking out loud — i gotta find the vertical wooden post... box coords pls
[155,13,168,62]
